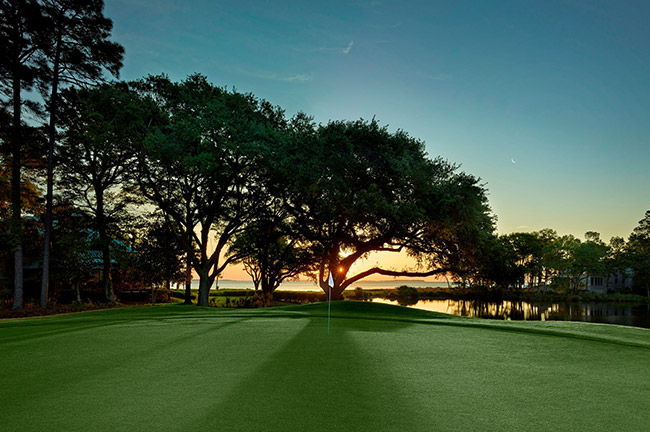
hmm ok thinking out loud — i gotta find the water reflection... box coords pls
[372,298,650,329]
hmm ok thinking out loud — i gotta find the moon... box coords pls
[511,158,516,164]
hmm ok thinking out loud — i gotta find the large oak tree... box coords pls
[135,74,283,306]
[276,118,494,299]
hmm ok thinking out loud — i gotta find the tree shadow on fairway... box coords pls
[0,316,252,432]
[191,302,421,432]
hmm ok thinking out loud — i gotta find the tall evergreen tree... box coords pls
[57,84,146,302]
[0,0,44,309]
[38,0,123,306]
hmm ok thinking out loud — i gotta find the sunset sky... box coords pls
[104,0,650,280]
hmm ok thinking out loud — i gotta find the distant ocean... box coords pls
[175,279,449,292]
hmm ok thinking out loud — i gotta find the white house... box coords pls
[584,269,633,294]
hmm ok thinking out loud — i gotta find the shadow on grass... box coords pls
[191,302,418,431]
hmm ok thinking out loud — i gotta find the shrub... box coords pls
[273,291,325,304]
[343,287,372,301]
[388,285,419,306]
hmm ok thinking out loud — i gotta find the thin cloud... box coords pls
[294,40,354,55]
[281,73,313,82]
[232,65,313,83]
[256,72,313,82]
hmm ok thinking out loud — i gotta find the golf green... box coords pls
[1,302,649,431]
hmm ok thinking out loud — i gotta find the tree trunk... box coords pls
[183,218,193,304]
[261,278,269,294]
[96,189,113,302]
[184,249,192,305]
[40,35,61,308]
[11,72,23,310]
[197,269,214,306]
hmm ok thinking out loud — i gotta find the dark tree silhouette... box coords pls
[628,210,650,297]
[134,74,283,306]
[228,203,318,295]
[278,118,494,299]
[57,84,147,302]
[0,0,44,309]
[38,0,123,306]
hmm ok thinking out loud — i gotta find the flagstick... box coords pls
[327,284,331,335]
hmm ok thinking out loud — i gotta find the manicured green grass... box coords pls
[1,302,649,431]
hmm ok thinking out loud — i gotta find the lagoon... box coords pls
[177,279,650,329]
[373,298,650,329]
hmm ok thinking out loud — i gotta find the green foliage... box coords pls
[272,290,325,304]
[628,210,650,296]
[123,215,185,289]
[343,287,372,301]
[217,292,272,308]
[38,0,125,306]
[227,209,319,294]
[56,83,146,302]
[388,285,420,306]
[38,0,124,86]
[275,117,494,298]
[134,74,285,306]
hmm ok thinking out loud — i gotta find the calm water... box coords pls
[176,280,650,329]
[373,298,650,329]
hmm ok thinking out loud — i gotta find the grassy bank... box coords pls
[2,302,649,431]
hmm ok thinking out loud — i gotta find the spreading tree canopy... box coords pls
[57,83,151,302]
[134,74,284,306]
[276,118,494,299]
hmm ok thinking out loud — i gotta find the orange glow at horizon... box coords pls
[218,249,446,282]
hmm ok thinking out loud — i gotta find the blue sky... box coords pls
[105,0,650,246]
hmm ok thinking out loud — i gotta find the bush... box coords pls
[151,288,171,303]
[214,289,256,297]
[388,285,420,306]
[220,292,272,308]
[343,287,372,301]
[273,291,325,304]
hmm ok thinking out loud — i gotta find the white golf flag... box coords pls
[328,272,334,289]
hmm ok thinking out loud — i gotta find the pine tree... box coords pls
[38,0,123,306]
[0,0,44,309]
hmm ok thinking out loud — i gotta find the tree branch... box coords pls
[342,266,462,289]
